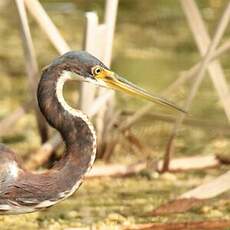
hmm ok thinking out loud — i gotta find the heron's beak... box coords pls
[96,70,186,113]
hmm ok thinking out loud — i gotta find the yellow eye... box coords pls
[92,66,102,76]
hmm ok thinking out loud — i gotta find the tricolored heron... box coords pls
[0,51,185,214]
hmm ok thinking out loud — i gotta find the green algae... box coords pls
[0,0,230,229]
[0,170,229,229]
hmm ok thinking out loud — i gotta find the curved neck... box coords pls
[34,66,96,201]
[38,67,96,165]
[0,66,97,214]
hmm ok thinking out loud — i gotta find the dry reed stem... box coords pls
[15,0,48,142]
[162,0,230,171]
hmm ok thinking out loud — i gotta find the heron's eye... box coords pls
[92,66,102,76]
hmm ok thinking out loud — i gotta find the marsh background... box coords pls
[0,0,229,229]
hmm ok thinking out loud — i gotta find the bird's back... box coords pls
[0,144,21,194]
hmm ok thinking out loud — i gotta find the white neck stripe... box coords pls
[55,70,97,171]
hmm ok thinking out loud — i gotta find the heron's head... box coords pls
[50,51,186,113]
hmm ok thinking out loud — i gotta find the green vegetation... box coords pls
[0,0,229,229]
[0,169,229,229]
